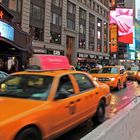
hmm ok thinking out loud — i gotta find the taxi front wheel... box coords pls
[92,100,105,124]
[15,127,42,140]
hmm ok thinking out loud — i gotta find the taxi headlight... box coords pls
[134,72,137,75]
[110,78,115,81]
[138,73,140,76]
[93,77,98,81]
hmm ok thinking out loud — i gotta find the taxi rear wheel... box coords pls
[15,127,42,140]
[92,100,105,124]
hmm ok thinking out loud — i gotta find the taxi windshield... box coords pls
[99,67,119,74]
[130,67,139,71]
[0,75,53,101]
[89,69,100,74]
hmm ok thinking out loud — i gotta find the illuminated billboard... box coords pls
[0,21,14,41]
[110,8,133,44]
[110,24,118,53]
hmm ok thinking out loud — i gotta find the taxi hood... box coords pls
[0,97,45,123]
[92,73,118,78]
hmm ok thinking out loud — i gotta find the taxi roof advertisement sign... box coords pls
[29,55,71,70]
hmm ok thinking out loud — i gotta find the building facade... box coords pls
[0,0,110,66]
[0,2,32,72]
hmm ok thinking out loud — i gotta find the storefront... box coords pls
[0,3,32,73]
[46,48,64,56]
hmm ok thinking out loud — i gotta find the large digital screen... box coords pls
[129,26,135,50]
[0,21,14,41]
[110,8,133,44]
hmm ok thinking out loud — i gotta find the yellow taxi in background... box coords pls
[92,65,127,90]
[126,66,140,80]
[0,55,111,140]
[88,68,100,75]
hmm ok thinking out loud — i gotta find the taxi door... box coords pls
[71,73,98,120]
[49,74,81,136]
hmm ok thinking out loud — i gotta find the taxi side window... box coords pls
[56,75,74,98]
[73,74,94,92]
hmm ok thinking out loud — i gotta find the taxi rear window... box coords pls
[0,74,53,101]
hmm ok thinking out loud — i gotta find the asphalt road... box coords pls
[56,81,140,140]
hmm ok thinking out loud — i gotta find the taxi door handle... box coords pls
[70,101,75,104]
[96,92,98,95]
[76,99,81,102]
[65,101,75,108]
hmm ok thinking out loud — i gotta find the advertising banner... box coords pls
[110,8,133,44]
[110,24,118,53]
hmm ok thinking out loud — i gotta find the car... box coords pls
[126,66,140,80]
[92,65,127,90]
[88,68,100,74]
[0,55,111,140]
[0,71,9,81]
[137,70,140,83]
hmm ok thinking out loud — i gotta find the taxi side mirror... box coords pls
[55,92,68,100]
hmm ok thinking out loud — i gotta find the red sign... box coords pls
[0,10,4,19]
[110,24,118,53]
[29,54,71,70]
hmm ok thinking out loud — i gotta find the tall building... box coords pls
[137,9,140,20]
[0,0,110,65]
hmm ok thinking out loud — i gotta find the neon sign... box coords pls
[0,10,4,19]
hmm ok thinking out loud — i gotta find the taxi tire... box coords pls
[92,100,105,124]
[15,127,42,140]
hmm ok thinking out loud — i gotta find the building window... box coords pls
[79,8,86,49]
[52,13,62,26]
[89,14,95,50]
[67,19,75,30]
[52,0,62,8]
[79,8,86,20]
[67,1,76,14]
[29,26,44,41]
[104,22,108,53]
[50,31,61,44]
[30,4,44,20]
[8,0,22,13]
[97,18,102,52]
[2,0,9,7]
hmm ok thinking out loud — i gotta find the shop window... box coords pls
[8,0,22,13]
[50,31,61,44]
[29,26,44,41]
[52,13,62,26]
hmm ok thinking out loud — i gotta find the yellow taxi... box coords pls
[137,70,140,83]
[92,65,127,90]
[0,55,111,140]
[88,68,100,75]
[126,66,140,80]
